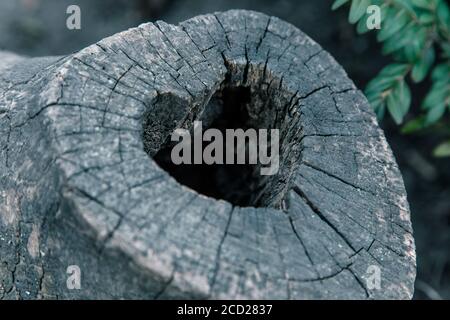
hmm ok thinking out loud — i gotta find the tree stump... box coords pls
[0,10,415,299]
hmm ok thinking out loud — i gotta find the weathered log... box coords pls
[0,10,415,299]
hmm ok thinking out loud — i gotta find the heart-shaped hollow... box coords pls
[142,63,303,209]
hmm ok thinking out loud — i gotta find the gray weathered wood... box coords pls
[0,10,415,299]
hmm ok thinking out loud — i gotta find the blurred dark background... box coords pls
[1,0,448,299]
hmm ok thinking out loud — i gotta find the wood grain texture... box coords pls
[0,10,415,299]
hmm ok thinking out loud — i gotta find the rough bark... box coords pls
[0,10,415,299]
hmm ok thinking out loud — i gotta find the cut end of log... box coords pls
[0,10,416,299]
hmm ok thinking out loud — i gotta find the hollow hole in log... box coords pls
[143,69,302,209]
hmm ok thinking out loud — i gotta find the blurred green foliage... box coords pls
[332,0,450,157]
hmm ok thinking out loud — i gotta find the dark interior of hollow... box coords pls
[152,86,271,208]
